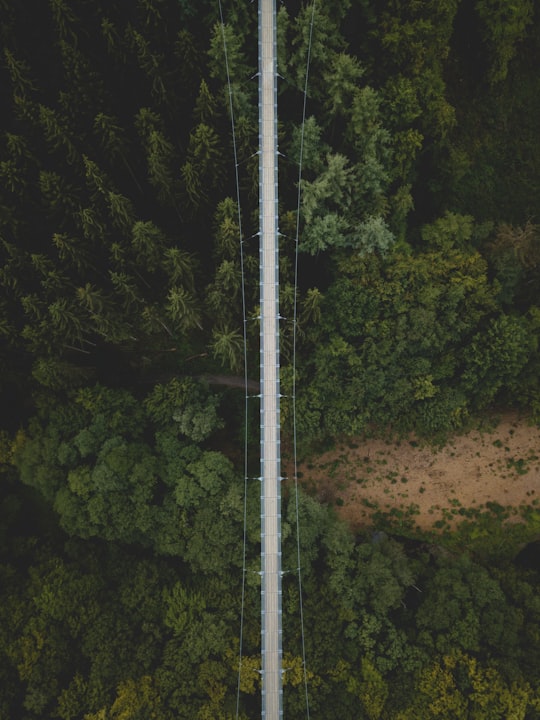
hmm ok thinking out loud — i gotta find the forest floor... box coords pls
[292,412,540,532]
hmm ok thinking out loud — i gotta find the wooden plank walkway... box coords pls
[258,0,283,718]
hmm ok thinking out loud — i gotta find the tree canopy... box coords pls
[1,0,540,717]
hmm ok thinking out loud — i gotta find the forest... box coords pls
[1,0,540,717]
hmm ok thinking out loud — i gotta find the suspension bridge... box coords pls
[220,1,314,717]
[258,0,282,716]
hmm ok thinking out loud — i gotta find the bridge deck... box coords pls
[259,0,282,718]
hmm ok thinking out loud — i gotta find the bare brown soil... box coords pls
[294,412,540,532]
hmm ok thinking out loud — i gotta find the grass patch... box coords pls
[506,456,530,475]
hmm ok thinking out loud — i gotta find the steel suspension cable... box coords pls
[217,3,250,718]
[292,2,317,718]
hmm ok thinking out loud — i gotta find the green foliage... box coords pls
[2,463,540,718]
[398,649,540,719]
[145,378,223,441]
[485,222,540,307]
[299,153,394,256]
[377,0,459,140]
[461,313,534,408]
[12,384,240,571]
[415,554,516,656]
[2,2,540,717]
[420,211,475,250]
[475,0,534,83]
[295,244,518,440]
[323,53,365,120]
[287,116,329,177]
[210,324,243,372]
[288,4,345,97]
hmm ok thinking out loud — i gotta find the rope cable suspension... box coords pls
[219,1,316,716]
[292,2,317,717]
[216,4,250,718]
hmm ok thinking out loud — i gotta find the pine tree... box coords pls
[166,286,202,333]
[52,233,92,274]
[109,271,141,312]
[38,104,79,164]
[39,171,79,223]
[47,297,85,346]
[180,160,204,212]
[127,25,167,103]
[100,16,125,61]
[131,220,165,273]
[49,0,78,45]
[135,108,178,207]
[3,48,36,98]
[78,206,106,242]
[185,122,223,197]
[93,113,142,192]
[162,247,194,290]
[173,28,203,99]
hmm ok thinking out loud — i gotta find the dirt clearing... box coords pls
[294,412,540,531]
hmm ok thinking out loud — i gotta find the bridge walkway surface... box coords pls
[258,0,282,718]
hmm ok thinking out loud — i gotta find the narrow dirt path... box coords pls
[294,412,540,531]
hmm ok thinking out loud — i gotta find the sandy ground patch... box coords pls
[293,412,540,531]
